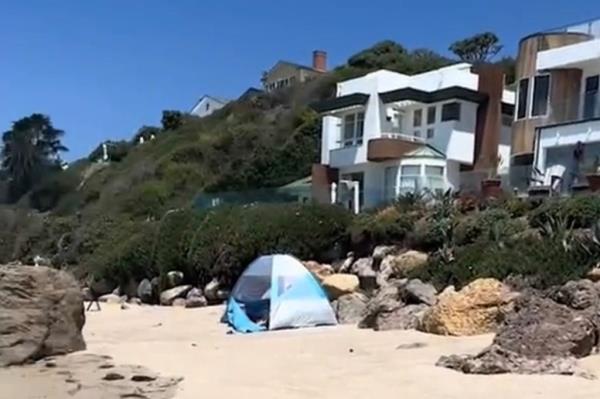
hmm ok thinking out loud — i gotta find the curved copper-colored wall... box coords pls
[367,138,421,162]
[511,32,591,157]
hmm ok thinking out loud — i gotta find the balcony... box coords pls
[367,132,425,162]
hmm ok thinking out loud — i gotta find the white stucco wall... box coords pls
[190,97,228,118]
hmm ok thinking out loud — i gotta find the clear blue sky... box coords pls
[1,0,598,160]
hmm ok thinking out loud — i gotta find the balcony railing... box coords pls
[380,132,427,143]
[543,17,600,38]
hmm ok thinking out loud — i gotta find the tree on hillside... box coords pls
[495,56,517,85]
[1,114,67,201]
[133,125,161,143]
[449,32,503,63]
[161,111,183,131]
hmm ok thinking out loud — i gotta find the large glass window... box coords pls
[413,109,422,127]
[584,75,599,119]
[517,78,529,119]
[532,75,550,117]
[342,112,365,147]
[427,106,436,124]
[384,166,399,202]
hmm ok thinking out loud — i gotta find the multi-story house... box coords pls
[190,95,230,118]
[312,63,515,211]
[262,51,327,92]
[511,18,600,193]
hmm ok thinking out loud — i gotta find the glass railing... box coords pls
[543,17,600,38]
[380,132,427,143]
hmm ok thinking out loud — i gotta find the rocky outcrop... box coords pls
[420,278,516,336]
[351,258,378,291]
[137,279,154,304]
[437,295,598,377]
[0,265,86,366]
[372,245,400,262]
[552,279,599,310]
[159,285,192,306]
[332,292,368,324]
[586,267,600,282]
[204,278,220,302]
[185,296,208,308]
[380,250,428,278]
[401,279,437,306]
[321,274,359,300]
[372,304,429,331]
[166,271,184,288]
[303,261,334,283]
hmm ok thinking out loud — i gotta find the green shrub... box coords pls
[529,195,600,229]
[349,206,415,246]
[410,236,599,290]
[187,203,352,286]
[122,181,170,219]
[29,170,80,212]
[454,208,524,246]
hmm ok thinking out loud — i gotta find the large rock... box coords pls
[303,261,334,283]
[185,296,208,308]
[420,278,515,336]
[553,280,599,310]
[0,265,86,366]
[186,287,204,300]
[358,279,404,329]
[336,253,355,273]
[351,257,377,291]
[332,292,368,324]
[372,245,400,262]
[204,278,220,302]
[137,279,154,304]
[88,277,115,297]
[321,274,359,300]
[437,295,598,377]
[372,304,429,331]
[166,271,184,288]
[160,285,192,306]
[401,279,437,306]
[380,250,428,278]
[586,267,600,282]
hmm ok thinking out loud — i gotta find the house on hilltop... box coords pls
[190,95,230,118]
[312,63,515,212]
[262,50,327,92]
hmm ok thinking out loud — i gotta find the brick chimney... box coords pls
[313,50,327,72]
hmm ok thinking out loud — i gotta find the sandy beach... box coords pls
[3,303,600,398]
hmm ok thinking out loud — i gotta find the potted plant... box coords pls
[585,155,600,192]
[481,155,502,197]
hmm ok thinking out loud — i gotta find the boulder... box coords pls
[128,297,142,306]
[98,294,125,304]
[586,267,600,282]
[303,261,334,283]
[185,296,208,308]
[358,280,405,329]
[380,250,428,278]
[336,253,355,273]
[351,258,378,291]
[372,245,399,262]
[401,279,437,306]
[321,274,359,300]
[332,292,368,324]
[186,287,204,300]
[420,278,515,336]
[120,278,138,299]
[371,304,429,331]
[172,298,186,307]
[166,271,184,288]
[137,279,154,304]
[437,295,598,377]
[553,280,599,310]
[88,277,115,297]
[0,265,86,366]
[216,289,230,301]
[160,285,192,306]
[204,278,220,302]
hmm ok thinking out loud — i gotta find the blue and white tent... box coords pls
[225,254,337,333]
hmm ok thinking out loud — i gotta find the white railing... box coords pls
[380,132,427,143]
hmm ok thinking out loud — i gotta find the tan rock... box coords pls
[322,274,359,300]
[303,261,334,283]
[586,267,600,282]
[420,278,515,336]
[381,250,428,277]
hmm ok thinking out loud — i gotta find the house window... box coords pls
[425,166,445,192]
[206,103,210,111]
[425,165,444,176]
[517,78,529,119]
[441,102,461,121]
[531,75,550,117]
[426,128,434,139]
[399,165,422,194]
[342,112,365,147]
[384,166,399,202]
[413,109,422,127]
[584,75,599,119]
[413,130,421,139]
[427,106,436,124]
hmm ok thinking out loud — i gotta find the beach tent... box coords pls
[225,254,337,333]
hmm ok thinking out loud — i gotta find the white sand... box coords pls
[81,304,600,399]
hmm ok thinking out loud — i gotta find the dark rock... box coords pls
[102,372,125,381]
[396,342,427,350]
[166,271,184,288]
[131,375,157,382]
[373,304,429,331]
[332,292,368,324]
[401,279,437,306]
[0,265,86,367]
[553,280,599,310]
[186,287,203,299]
[159,285,192,306]
[351,257,377,292]
[204,278,220,302]
[88,278,115,297]
[185,296,208,308]
[359,280,406,329]
[137,279,153,304]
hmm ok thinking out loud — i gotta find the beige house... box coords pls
[262,50,327,92]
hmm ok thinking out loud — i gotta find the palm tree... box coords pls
[1,114,68,200]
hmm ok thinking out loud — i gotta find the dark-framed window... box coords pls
[517,78,529,119]
[413,109,422,127]
[427,106,436,124]
[584,75,599,119]
[532,75,550,117]
[441,102,461,121]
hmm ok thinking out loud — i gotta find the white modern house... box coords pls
[515,19,600,192]
[312,63,515,211]
[190,95,230,118]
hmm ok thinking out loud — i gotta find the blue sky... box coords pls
[1,0,599,160]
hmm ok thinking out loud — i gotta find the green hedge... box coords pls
[529,195,600,229]
[454,208,525,246]
[187,203,352,286]
[349,206,416,247]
